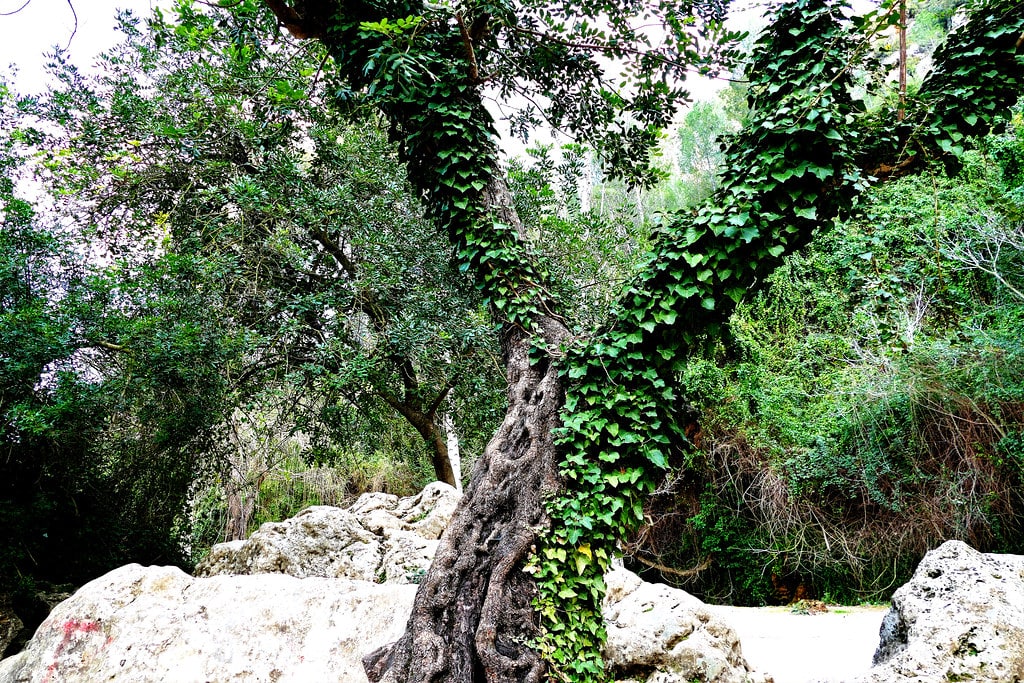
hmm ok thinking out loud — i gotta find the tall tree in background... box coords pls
[254,0,1024,680]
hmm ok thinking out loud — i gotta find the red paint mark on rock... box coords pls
[43,618,106,683]
[61,618,102,638]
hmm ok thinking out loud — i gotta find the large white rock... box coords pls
[195,481,461,584]
[0,564,416,683]
[604,568,770,683]
[0,564,765,683]
[1,483,771,682]
[849,540,1024,682]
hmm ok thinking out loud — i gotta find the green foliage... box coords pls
[30,2,504,484]
[907,0,967,48]
[535,0,1024,675]
[536,1,869,673]
[507,143,654,333]
[0,77,228,600]
[676,100,737,201]
[646,127,1024,604]
[0,0,508,611]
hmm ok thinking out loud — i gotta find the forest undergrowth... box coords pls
[629,121,1024,604]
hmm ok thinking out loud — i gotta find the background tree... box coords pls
[1,1,509,645]
[1,76,236,650]
[22,4,505,496]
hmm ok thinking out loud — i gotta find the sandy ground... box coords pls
[709,604,890,683]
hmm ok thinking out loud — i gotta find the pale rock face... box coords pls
[0,564,417,683]
[1,482,774,683]
[195,480,461,584]
[603,568,770,683]
[849,540,1024,682]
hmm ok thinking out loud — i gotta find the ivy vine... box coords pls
[300,0,1024,678]
[534,0,1024,679]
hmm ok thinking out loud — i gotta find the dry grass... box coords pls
[628,393,1024,604]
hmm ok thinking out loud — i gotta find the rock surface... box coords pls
[1,483,770,682]
[848,540,1024,682]
[604,567,769,683]
[195,481,460,584]
[0,564,415,683]
[0,564,766,683]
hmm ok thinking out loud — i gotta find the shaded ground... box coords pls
[710,604,889,683]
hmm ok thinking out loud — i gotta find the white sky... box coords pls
[0,0,162,93]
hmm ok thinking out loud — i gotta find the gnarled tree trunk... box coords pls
[366,324,566,682]
[364,174,572,682]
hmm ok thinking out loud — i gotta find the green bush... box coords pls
[633,136,1024,604]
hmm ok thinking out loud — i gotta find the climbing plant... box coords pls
[534,0,1024,678]
[219,0,1024,679]
[534,0,866,675]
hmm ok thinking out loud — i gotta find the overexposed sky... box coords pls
[0,0,162,93]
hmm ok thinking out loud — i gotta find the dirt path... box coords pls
[710,604,889,683]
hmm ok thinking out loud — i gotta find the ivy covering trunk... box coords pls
[262,0,1024,680]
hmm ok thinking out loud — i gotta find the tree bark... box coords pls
[260,5,572,679]
[403,407,459,489]
[898,0,907,121]
[364,176,571,682]
[378,385,459,488]
[444,412,463,492]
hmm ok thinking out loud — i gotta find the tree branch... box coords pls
[425,378,457,420]
[310,227,357,276]
[629,553,713,578]
[263,0,323,40]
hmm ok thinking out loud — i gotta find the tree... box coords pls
[21,5,504,493]
[250,0,1024,680]
[676,99,738,202]
[1,75,237,625]
[2,2,509,629]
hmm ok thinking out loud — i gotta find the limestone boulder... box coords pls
[604,567,771,683]
[0,564,416,683]
[850,540,1024,682]
[2,482,773,683]
[196,481,461,584]
[0,563,770,683]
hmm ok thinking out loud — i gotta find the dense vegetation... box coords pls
[1,0,1022,677]
[0,5,508,643]
[635,114,1024,604]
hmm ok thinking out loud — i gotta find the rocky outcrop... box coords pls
[604,567,769,683]
[0,564,415,683]
[850,540,1024,682]
[0,601,21,659]
[195,481,460,584]
[1,483,770,682]
[0,564,766,683]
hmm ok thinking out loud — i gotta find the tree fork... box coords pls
[360,169,572,682]
[260,1,1024,681]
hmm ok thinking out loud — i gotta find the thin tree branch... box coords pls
[630,553,714,578]
[425,378,457,419]
[61,0,77,50]
[0,0,31,16]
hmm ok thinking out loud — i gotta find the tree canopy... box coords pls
[2,0,1023,678]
